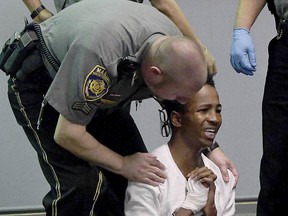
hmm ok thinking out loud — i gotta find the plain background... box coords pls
[0,0,275,211]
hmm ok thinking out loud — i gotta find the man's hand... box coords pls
[202,181,217,216]
[230,28,256,76]
[190,167,217,216]
[188,167,217,188]
[179,167,216,215]
[208,148,239,188]
[121,152,167,186]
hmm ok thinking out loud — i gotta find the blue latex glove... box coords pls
[230,28,256,76]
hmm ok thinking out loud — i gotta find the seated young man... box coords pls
[125,75,236,216]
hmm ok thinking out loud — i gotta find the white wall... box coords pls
[0,0,276,211]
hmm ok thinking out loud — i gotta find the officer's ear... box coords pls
[148,66,163,84]
[150,66,162,75]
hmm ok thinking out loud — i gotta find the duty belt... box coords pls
[0,18,59,79]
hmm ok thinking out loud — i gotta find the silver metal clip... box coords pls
[276,20,285,40]
[131,71,136,86]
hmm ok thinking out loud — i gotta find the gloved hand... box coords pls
[230,28,256,76]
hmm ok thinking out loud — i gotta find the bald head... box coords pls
[142,36,207,104]
[154,36,205,73]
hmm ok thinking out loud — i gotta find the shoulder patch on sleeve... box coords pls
[72,101,92,115]
[83,65,111,101]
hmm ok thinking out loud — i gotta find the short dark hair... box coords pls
[206,73,215,88]
[157,74,216,137]
[160,73,215,117]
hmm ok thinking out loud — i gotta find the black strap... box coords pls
[32,22,60,78]
[61,0,68,10]
[30,5,46,19]
[267,0,280,26]
[129,0,144,3]
[267,0,276,14]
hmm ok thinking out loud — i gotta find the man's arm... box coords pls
[150,0,216,74]
[54,114,167,186]
[22,0,53,23]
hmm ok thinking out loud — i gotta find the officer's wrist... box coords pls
[30,4,46,19]
[202,141,219,156]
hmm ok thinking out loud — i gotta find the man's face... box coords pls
[180,84,222,147]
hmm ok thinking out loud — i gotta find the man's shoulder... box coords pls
[151,143,169,157]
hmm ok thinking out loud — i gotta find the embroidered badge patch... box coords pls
[83,65,111,101]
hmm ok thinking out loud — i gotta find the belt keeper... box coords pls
[30,5,46,19]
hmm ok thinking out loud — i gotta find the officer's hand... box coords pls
[122,152,167,186]
[204,48,217,75]
[208,148,239,188]
[230,28,256,76]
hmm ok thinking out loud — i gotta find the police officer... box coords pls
[7,0,208,215]
[230,0,288,215]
